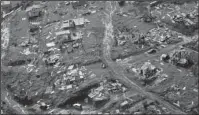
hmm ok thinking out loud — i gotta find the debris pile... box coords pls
[153,74,168,86]
[61,18,90,29]
[117,33,128,46]
[88,79,127,107]
[27,6,43,24]
[151,2,198,35]
[28,7,42,19]
[133,33,147,46]
[148,27,182,44]
[171,11,198,26]
[71,1,88,9]
[139,62,160,81]
[54,18,89,54]
[163,84,185,108]
[127,98,162,114]
[53,65,93,91]
[183,39,198,52]
[169,49,193,67]
[44,54,61,66]
[1,21,10,56]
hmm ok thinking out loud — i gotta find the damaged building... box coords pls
[28,7,43,20]
[169,49,194,67]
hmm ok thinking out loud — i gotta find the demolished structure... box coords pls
[169,49,193,67]
[139,62,159,80]
[61,18,90,29]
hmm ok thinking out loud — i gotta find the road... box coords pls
[101,1,186,114]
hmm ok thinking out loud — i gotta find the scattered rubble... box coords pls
[148,27,183,44]
[139,62,160,81]
[88,79,127,108]
[169,49,194,67]
[1,1,198,114]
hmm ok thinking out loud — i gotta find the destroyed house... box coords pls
[58,35,72,44]
[1,1,11,9]
[93,95,109,102]
[93,95,109,108]
[28,8,42,18]
[61,18,89,29]
[88,93,109,108]
[1,1,11,6]
[61,20,75,29]
[140,62,158,80]
[95,86,104,92]
[71,31,83,40]
[73,18,85,26]
[1,1,15,13]
[88,92,97,99]
[88,87,110,107]
[71,1,87,9]
[29,25,40,35]
[56,30,73,43]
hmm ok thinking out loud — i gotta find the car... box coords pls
[73,103,82,110]
[101,63,107,69]
[147,49,157,54]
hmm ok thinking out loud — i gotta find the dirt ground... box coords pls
[1,1,198,114]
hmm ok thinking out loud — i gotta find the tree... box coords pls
[118,1,125,7]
